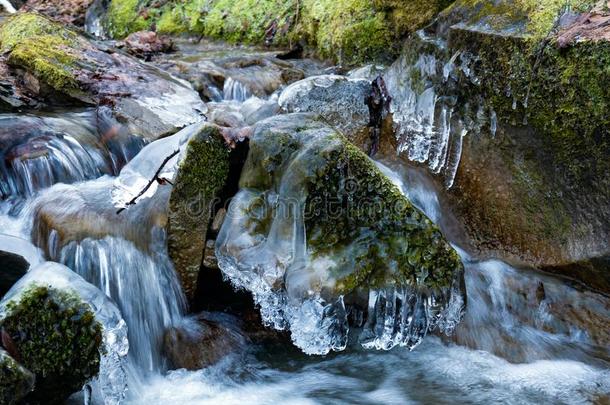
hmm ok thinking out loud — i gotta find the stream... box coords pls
[1,36,609,405]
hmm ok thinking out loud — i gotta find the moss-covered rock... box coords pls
[241,114,461,294]
[167,124,230,301]
[380,0,610,292]
[0,349,35,405]
[216,113,465,353]
[0,12,82,94]
[101,0,454,65]
[0,285,103,403]
[0,12,205,140]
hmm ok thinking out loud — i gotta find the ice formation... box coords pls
[217,114,465,355]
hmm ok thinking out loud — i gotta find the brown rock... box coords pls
[163,312,247,370]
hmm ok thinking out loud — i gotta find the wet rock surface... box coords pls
[376,0,610,293]
[167,124,230,301]
[0,13,205,141]
[155,49,308,103]
[0,249,29,297]
[121,30,174,59]
[278,75,372,146]
[164,312,248,370]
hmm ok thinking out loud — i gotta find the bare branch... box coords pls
[116,149,180,214]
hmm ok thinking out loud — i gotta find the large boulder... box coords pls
[0,349,35,405]
[216,113,465,355]
[0,263,128,404]
[380,0,610,293]
[0,13,205,140]
[167,124,230,300]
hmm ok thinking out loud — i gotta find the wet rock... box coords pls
[0,249,29,297]
[278,75,372,147]
[121,30,174,59]
[558,3,610,48]
[158,54,305,102]
[167,124,230,301]
[20,0,94,26]
[0,13,205,141]
[202,239,218,270]
[0,349,35,405]
[0,265,105,403]
[216,113,465,354]
[378,0,610,293]
[163,312,247,370]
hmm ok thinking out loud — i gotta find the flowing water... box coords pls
[0,40,608,405]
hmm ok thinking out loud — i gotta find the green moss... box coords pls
[104,0,454,64]
[447,0,598,41]
[106,0,151,38]
[0,285,103,403]
[0,13,80,92]
[245,115,463,296]
[0,350,35,405]
[303,135,460,292]
[167,125,230,299]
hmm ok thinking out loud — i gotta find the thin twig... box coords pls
[116,149,180,214]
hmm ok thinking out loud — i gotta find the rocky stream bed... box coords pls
[0,1,609,404]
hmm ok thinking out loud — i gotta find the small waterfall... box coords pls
[0,111,145,201]
[0,0,16,13]
[223,77,252,101]
[376,160,610,364]
[58,234,185,375]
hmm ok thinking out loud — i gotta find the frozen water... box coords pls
[112,122,205,210]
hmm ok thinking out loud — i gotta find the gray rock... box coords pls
[278,75,372,144]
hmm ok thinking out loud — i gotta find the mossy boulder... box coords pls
[167,124,230,301]
[0,285,103,403]
[0,349,35,405]
[216,114,465,353]
[101,0,454,65]
[0,12,204,140]
[380,0,610,292]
